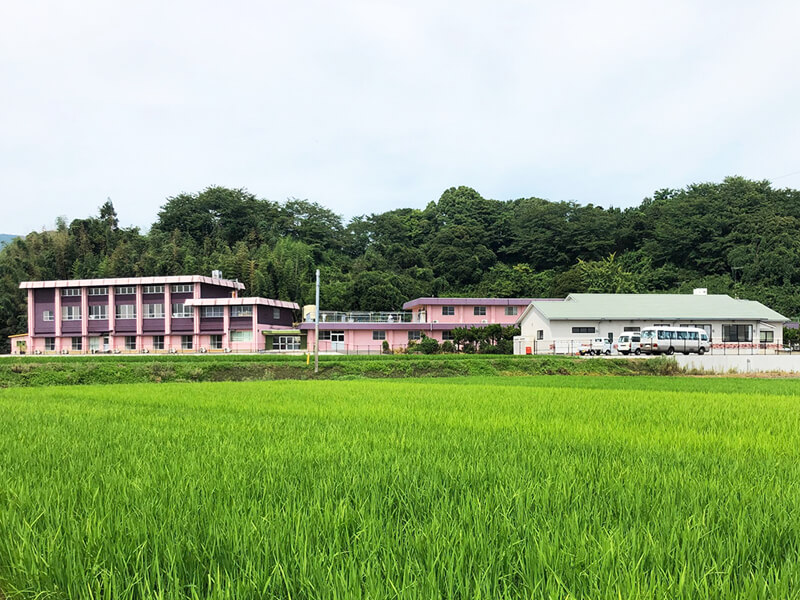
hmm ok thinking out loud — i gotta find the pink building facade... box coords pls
[300,298,536,353]
[14,275,299,355]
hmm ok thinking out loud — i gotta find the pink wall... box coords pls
[414,303,522,324]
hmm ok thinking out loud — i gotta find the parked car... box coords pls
[614,334,642,355]
[579,337,612,356]
[639,326,709,355]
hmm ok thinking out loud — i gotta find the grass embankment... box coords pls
[0,354,682,387]
[2,376,800,598]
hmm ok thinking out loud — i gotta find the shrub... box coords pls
[418,335,440,355]
[440,341,455,354]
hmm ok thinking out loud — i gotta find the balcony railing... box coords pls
[309,311,413,324]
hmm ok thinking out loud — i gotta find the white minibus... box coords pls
[639,326,709,355]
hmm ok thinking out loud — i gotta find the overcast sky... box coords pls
[2,0,800,234]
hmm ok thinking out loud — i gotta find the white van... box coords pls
[614,334,641,355]
[579,337,612,356]
[640,327,709,355]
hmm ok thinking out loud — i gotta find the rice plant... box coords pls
[1,376,800,598]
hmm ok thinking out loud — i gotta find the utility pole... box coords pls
[314,269,320,374]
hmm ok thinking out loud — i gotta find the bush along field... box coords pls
[0,354,683,387]
[2,377,800,598]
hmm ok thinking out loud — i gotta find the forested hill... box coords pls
[2,176,799,352]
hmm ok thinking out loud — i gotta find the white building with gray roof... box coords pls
[514,291,789,354]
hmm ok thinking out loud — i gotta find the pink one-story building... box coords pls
[299,298,537,353]
[13,275,299,354]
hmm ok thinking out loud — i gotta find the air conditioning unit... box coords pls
[223,347,232,353]
[199,347,208,353]
[481,319,488,324]
[34,349,42,355]
[61,348,69,355]
[114,349,121,354]
[140,348,149,354]
[169,348,177,354]
[432,320,438,323]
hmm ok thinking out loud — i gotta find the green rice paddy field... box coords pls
[2,376,800,599]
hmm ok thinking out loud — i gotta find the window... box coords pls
[42,310,54,322]
[181,335,193,350]
[653,323,670,327]
[201,306,224,318]
[474,306,487,316]
[116,304,136,319]
[319,331,344,342]
[152,335,164,350]
[172,303,193,318]
[623,326,640,332]
[231,306,252,317]
[760,330,774,343]
[408,330,422,341]
[88,305,107,320]
[372,330,386,341]
[115,286,135,295]
[230,330,252,342]
[88,287,107,296]
[505,306,518,316]
[273,335,301,351]
[209,334,223,349]
[442,306,454,316]
[72,337,82,351]
[537,330,544,340]
[571,327,595,334]
[441,330,454,341]
[171,284,194,294]
[143,304,164,319]
[61,306,81,321]
[722,324,752,343]
[273,307,281,320]
[61,288,80,296]
[44,337,55,351]
[142,285,163,294]
[125,336,137,351]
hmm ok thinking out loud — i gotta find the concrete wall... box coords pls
[675,354,800,373]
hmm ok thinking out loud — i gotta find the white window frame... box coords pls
[72,337,82,351]
[408,330,422,341]
[209,334,223,349]
[441,330,454,341]
[372,330,386,341]
[442,306,455,316]
[202,306,224,318]
[171,284,194,294]
[125,336,137,350]
[273,307,281,320]
[181,335,193,350]
[143,303,164,319]
[115,286,136,295]
[42,310,54,322]
[172,303,193,318]
[504,306,518,316]
[44,337,55,351]
[88,287,108,296]
[231,306,252,317]
[88,305,108,320]
[61,305,82,321]
[152,335,164,350]
[230,330,253,342]
[61,288,80,297]
[142,285,164,294]
[473,306,487,316]
[116,304,136,320]
[273,335,300,350]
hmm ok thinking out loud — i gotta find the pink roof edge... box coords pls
[402,297,560,310]
[185,297,299,310]
[19,275,246,290]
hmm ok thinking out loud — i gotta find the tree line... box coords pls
[2,176,799,352]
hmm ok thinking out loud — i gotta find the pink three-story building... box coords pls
[14,274,299,354]
[299,298,536,353]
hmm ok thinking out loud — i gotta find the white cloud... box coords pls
[2,0,799,232]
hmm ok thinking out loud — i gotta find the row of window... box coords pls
[43,332,253,351]
[59,284,196,297]
[319,330,457,342]
[437,306,518,316]
[44,304,268,321]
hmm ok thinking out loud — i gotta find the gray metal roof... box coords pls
[520,293,788,322]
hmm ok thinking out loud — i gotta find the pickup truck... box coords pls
[578,337,612,356]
